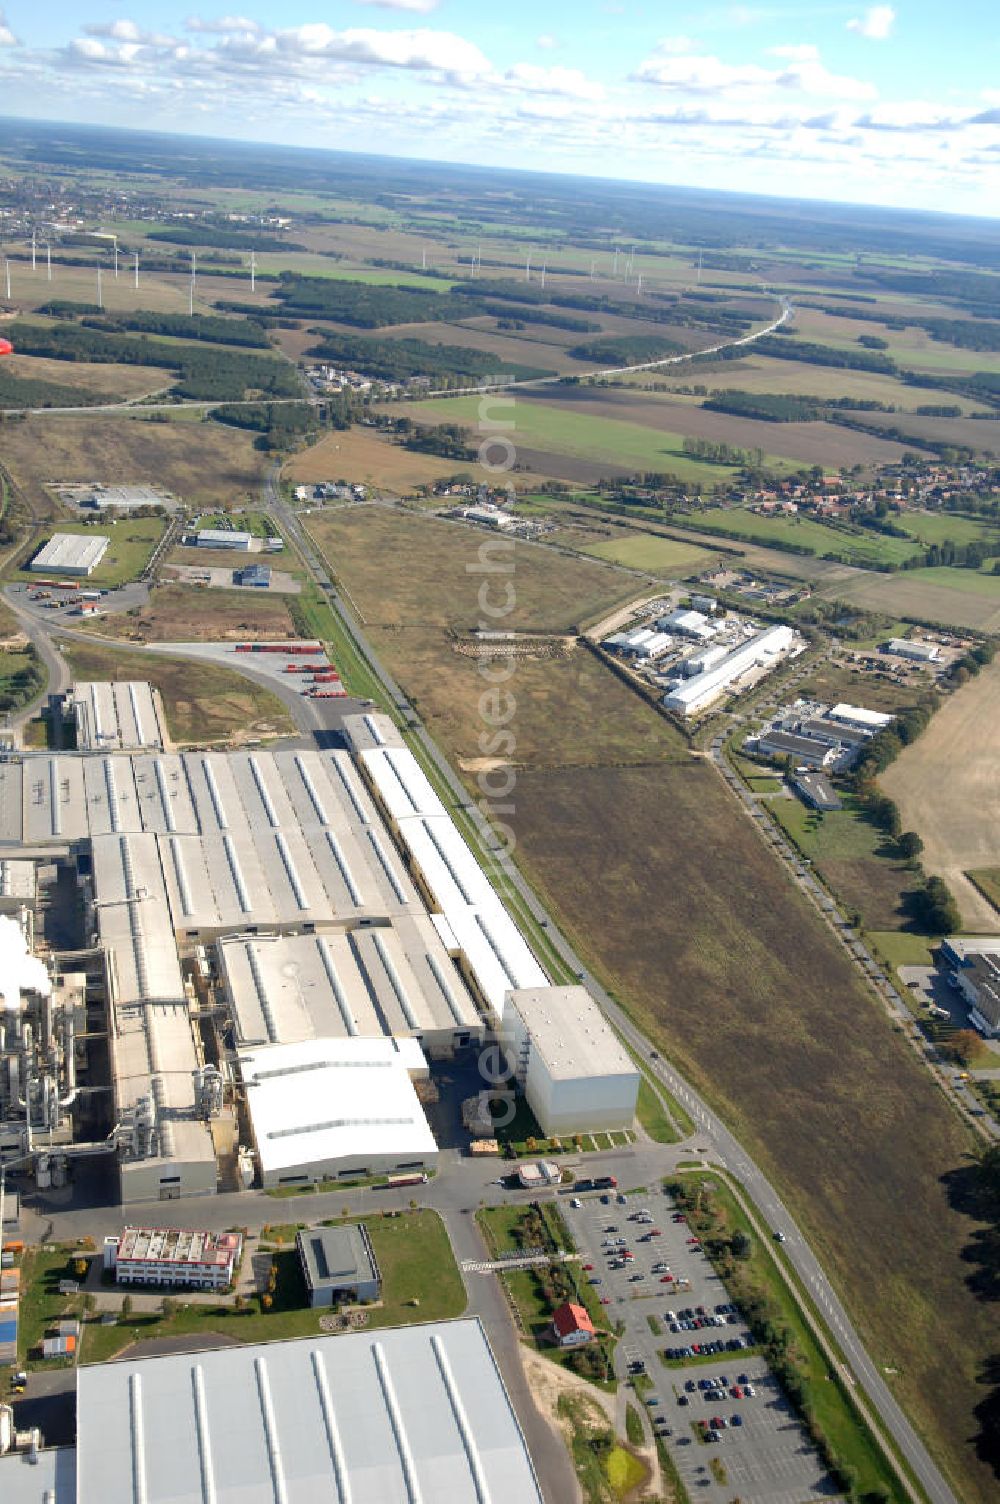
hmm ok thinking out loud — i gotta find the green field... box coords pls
[14,517,165,588]
[768,789,922,930]
[901,565,1000,599]
[410,395,791,482]
[899,511,1000,549]
[581,533,718,575]
[689,506,921,567]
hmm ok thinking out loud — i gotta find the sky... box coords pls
[0,2,996,216]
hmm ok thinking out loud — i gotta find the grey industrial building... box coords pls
[754,730,838,768]
[1,1319,543,1503]
[69,681,166,752]
[297,1221,381,1305]
[792,772,842,812]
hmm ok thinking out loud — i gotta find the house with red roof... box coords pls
[551,1301,596,1348]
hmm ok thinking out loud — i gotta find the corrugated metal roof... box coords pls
[76,1320,542,1504]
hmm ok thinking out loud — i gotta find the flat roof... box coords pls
[829,703,894,729]
[506,986,639,1082]
[665,625,794,713]
[117,1227,240,1267]
[75,1319,543,1504]
[239,1037,438,1176]
[30,532,109,572]
[297,1223,377,1289]
[217,919,481,1048]
[72,682,165,751]
[196,529,253,545]
[0,1446,76,1504]
[340,711,406,754]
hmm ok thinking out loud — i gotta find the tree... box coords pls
[940,1030,981,1067]
[261,1292,273,1311]
[898,830,924,861]
[161,1296,178,1319]
[121,1294,133,1318]
[73,1258,88,1279]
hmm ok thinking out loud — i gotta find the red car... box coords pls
[687,1237,700,1245]
[600,1297,611,1305]
[659,1274,674,1283]
[649,1229,662,1237]
[582,1263,594,1271]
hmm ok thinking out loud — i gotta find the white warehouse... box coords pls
[664,624,796,718]
[503,986,640,1137]
[30,532,109,576]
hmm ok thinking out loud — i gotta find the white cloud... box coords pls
[185,15,261,34]
[634,46,875,101]
[504,64,606,102]
[847,6,896,40]
[652,35,696,55]
[353,0,442,11]
[0,9,16,48]
[769,44,819,62]
[536,34,558,51]
[84,19,177,47]
[274,25,490,77]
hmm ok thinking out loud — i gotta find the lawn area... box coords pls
[79,1210,463,1365]
[580,532,719,575]
[792,660,930,716]
[507,760,993,1504]
[305,505,644,633]
[688,506,922,568]
[14,517,166,588]
[636,1075,689,1145]
[409,395,761,482]
[966,867,1000,914]
[16,1245,87,1368]
[768,788,923,931]
[0,643,44,715]
[559,1392,644,1504]
[61,638,293,744]
[898,511,1000,550]
[867,930,939,973]
[901,565,1000,600]
[666,1173,904,1503]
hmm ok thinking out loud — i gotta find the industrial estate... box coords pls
[0,112,998,1504]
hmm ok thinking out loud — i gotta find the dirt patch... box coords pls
[285,427,475,492]
[522,1347,616,1430]
[84,583,295,644]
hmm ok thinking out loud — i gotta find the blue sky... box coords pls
[0,3,996,214]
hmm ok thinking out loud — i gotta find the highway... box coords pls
[262,474,959,1504]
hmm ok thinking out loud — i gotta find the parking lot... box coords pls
[565,1186,834,1504]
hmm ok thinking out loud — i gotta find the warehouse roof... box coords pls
[196,528,253,547]
[30,532,109,573]
[664,625,794,715]
[829,702,895,730]
[0,1446,76,1504]
[91,833,184,1006]
[239,1037,437,1178]
[506,986,639,1082]
[72,682,165,752]
[217,918,481,1048]
[339,711,406,753]
[75,1319,543,1504]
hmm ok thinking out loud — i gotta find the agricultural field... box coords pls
[767,789,922,931]
[2,350,172,402]
[0,412,266,517]
[82,582,296,643]
[882,660,1000,933]
[284,425,487,493]
[580,532,719,575]
[61,638,292,744]
[897,511,1000,549]
[507,760,994,1504]
[815,566,1000,633]
[638,353,985,413]
[966,868,1000,915]
[525,384,913,468]
[688,505,922,567]
[366,627,688,771]
[406,394,781,483]
[305,506,643,632]
[11,516,165,588]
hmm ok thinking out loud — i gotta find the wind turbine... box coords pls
[134,251,139,290]
[4,259,10,301]
[96,266,103,310]
[31,231,36,273]
[113,239,119,279]
[46,244,51,282]
[250,249,256,294]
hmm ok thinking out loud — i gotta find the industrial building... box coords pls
[235,563,270,587]
[885,637,941,663]
[216,923,482,1056]
[238,1037,438,1188]
[57,1320,544,1503]
[754,730,838,769]
[192,528,254,550]
[829,703,895,732]
[297,1222,381,1306]
[955,953,1000,1037]
[658,608,720,641]
[103,1227,242,1290]
[792,772,842,812]
[29,533,109,576]
[664,625,796,718]
[69,682,166,752]
[503,986,639,1137]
